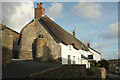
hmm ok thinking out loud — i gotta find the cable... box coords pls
[63,6,104,33]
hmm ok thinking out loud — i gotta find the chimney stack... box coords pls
[35,3,45,18]
[73,30,76,37]
[87,43,90,47]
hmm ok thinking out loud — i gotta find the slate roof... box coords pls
[40,15,89,51]
[3,27,19,38]
[4,27,19,35]
[89,47,101,55]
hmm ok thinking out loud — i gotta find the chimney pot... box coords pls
[37,3,40,8]
[40,3,42,8]
[87,43,90,47]
[35,3,45,18]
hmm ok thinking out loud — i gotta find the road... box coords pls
[2,59,59,79]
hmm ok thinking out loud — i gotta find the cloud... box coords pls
[101,51,118,60]
[115,49,120,59]
[46,3,64,20]
[2,2,34,32]
[92,40,115,52]
[99,22,119,39]
[74,2,102,19]
[91,40,118,59]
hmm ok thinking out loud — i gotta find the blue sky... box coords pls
[2,2,119,60]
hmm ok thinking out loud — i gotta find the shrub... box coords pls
[98,59,109,70]
[0,24,6,30]
[90,60,97,68]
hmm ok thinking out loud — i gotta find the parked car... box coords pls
[114,64,120,75]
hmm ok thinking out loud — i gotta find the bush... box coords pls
[0,24,6,30]
[90,60,97,68]
[98,59,109,70]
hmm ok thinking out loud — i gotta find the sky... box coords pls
[1,1,119,60]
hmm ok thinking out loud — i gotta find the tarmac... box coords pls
[2,59,59,79]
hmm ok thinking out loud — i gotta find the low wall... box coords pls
[29,65,106,79]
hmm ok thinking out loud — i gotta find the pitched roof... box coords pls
[40,15,89,51]
[20,20,34,34]
[2,26,19,38]
[89,47,101,55]
[2,26,19,35]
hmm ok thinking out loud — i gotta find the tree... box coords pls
[98,59,109,70]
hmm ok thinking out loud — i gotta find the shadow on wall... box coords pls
[43,44,54,62]
[38,19,60,43]
[32,39,37,60]
[32,38,54,62]
[12,40,19,59]
[31,38,86,64]
[2,46,12,67]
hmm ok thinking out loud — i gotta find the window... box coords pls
[68,55,71,64]
[88,55,93,59]
[38,34,43,39]
[69,45,71,50]
[73,56,75,64]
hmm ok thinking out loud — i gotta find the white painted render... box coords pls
[59,43,90,68]
[88,48,101,62]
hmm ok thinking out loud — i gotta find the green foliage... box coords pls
[90,60,97,68]
[98,59,109,70]
[0,24,6,30]
[90,59,109,71]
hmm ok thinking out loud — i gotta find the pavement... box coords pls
[2,59,59,79]
[107,73,120,79]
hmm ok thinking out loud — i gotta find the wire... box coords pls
[43,3,104,34]
[63,6,104,33]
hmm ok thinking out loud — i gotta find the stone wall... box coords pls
[29,65,106,78]
[101,67,107,79]
[18,19,61,62]
[2,27,19,66]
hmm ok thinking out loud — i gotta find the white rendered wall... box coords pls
[89,48,101,62]
[59,43,90,68]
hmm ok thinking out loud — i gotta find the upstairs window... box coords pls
[69,45,71,50]
[68,55,71,64]
[88,55,93,59]
[38,34,43,39]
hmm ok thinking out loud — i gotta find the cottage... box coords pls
[87,43,101,62]
[17,3,92,68]
[2,3,101,68]
[1,25,19,66]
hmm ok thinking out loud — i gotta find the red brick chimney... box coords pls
[35,3,45,18]
[87,43,90,47]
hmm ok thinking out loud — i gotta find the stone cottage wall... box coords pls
[18,20,36,59]
[18,19,61,62]
[2,27,19,66]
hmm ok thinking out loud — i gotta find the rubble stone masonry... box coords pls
[18,19,61,62]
